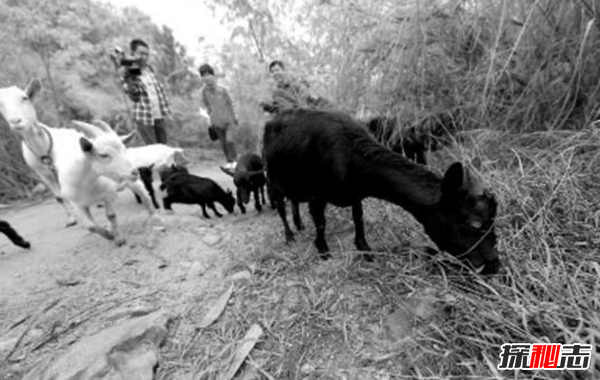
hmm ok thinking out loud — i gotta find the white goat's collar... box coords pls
[22,122,54,167]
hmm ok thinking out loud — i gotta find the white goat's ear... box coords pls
[120,130,136,145]
[25,79,42,100]
[71,120,104,138]
[79,137,94,153]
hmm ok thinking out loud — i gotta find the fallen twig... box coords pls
[1,297,60,364]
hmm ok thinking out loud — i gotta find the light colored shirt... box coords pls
[201,85,237,128]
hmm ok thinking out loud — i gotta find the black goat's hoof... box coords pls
[355,240,372,252]
[319,251,332,260]
[315,240,329,254]
[18,241,31,249]
[65,220,77,228]
[285,232,295,244]
[361,253,374,262]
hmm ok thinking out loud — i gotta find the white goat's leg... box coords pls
[72,204,114,242]
[103,201,125,247]
[127,179,156,216]
[126,180,165,226]
[34,169,77,227]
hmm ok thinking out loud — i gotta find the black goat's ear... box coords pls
[80,137,94,153]
[25,78,42,99]
[441,162,465,196]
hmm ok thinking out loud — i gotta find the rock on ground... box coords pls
[23,310,172,380]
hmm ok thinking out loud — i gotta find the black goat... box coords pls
[159,164,189,183]
[221,153,266,214]
[0,220,30,249]
[365,112,457,165]
[134,165,160,209]
[159,170,235,218]
[263,108,500,274]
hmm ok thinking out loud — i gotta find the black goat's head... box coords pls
[423,163,500,274]
[222,168,265,205]
[222,189,236,213]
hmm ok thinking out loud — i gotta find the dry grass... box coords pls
[157,128,600,379]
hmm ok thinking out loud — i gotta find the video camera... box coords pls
[109,47,142,77]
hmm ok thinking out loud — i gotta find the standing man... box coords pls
[122,38,172,145]
[260,60,334,114]
[199,63,238,169]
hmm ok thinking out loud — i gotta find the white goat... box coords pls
[127,144,186,170]
[0,79,156,245]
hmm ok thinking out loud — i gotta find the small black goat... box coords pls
[159,167,235,218]
[0,220,30,249]
[263,108,500,274]
[134,165,160,209]
[221,153,266,214]
[365,112,457,165]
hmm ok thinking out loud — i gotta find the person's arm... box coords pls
[157,80,172,116]
[223,88,238,125]
[201,88,212,115]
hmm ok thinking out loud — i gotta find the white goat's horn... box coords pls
[71,120,104,138]
[91,119,115,134]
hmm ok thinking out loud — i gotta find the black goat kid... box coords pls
[263,109,500,275]
[365,113,456,165]
[134,165,160,209]
[221,153,266,214]
[159,168,235,218]
[0,220,30,249]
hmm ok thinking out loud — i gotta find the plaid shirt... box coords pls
[123,66,171,126]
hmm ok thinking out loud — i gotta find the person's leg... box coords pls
[154,118,168,145]
[214,126,229,162]
[137,121,156,145]
[224,126,237,162]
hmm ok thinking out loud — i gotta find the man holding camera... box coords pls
[120,39,172,145]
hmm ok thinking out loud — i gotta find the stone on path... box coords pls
[23,310,171,380]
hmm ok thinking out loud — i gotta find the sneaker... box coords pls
[223,161,237,170]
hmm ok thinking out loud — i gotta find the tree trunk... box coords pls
[41,54,64,127]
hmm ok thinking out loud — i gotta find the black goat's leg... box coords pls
[292,200,304,231]
[200,203,211,218]
[237,199,246,214]
[309,199,330,258]
[253,189,262,213]
[276,197,294,243]
[163,196,173,212]
[352,201,373,261]
[259,185,266,206]
[0,221,30,249]
[209,202,223,217]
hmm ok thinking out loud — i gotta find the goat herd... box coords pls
[0,79,501,276]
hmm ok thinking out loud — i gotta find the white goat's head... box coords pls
[72,120,139,183]
[0,79,41,133]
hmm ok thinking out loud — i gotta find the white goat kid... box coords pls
[0,79,156,245]
[127,144,186,170]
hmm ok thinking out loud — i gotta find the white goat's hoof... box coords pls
[150,214,165,225]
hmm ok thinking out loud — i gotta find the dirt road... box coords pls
[0,151,277,378]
